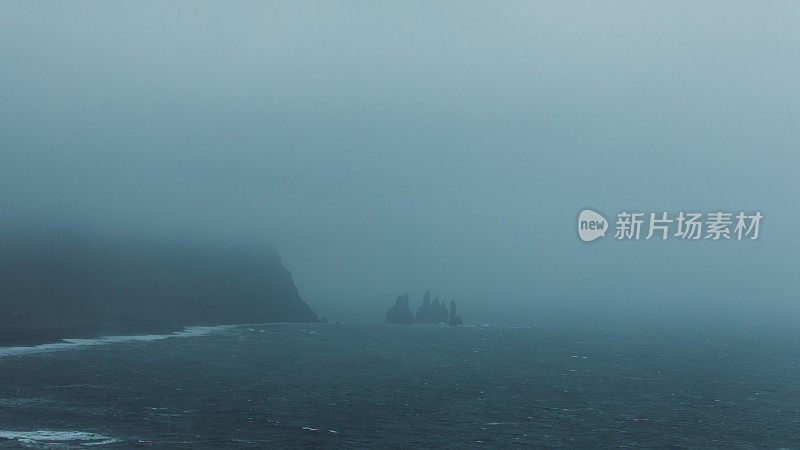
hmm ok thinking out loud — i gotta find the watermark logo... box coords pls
[577,209,762,242]
[577,209,608,242]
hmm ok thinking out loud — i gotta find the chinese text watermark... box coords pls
[578,209,762,242]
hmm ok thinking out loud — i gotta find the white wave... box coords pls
[82,439,120,446]
[0,430,119,446]
[0,325,237,359]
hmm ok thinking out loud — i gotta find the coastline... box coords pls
[0,318,328,348]
[0,319,187,347]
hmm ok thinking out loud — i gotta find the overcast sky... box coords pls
[1,1,798,326]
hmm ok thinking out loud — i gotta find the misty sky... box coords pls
[1,1,798,326]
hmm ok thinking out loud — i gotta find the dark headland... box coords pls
[386,290,462,325]
[0,233,320,346]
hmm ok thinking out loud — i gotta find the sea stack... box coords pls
[386,291,464,325]
[385,293,414,323]
[415,290,449,323]
[448,300,463,326]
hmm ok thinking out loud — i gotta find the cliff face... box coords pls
[0,234,319,345]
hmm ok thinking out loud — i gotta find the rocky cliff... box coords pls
[0,233,319,345]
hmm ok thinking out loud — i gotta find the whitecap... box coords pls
[0,430,120,446]
[0,325,237,359]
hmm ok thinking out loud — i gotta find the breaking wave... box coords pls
[0,429,119,447]
[0,325,238,359]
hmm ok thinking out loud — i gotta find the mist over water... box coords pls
[2,324,800,448]
[1,4,800,448]
[1,1,798,327]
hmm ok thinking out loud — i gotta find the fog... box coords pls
[1,1,798,327]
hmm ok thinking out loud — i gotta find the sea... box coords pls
[0,323,799,448]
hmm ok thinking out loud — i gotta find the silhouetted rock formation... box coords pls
[416,291,449,323]
[433,297,448,323]
[385,293,414,323]
[448,300,463,326]
[0,233,320,345]
[386,291,464,325]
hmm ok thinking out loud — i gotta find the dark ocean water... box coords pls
[0,323,799,448]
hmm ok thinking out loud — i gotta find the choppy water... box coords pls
[1,323,799,448]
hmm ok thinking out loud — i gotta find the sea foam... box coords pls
[0,325,237,359]
[0,430,119,446]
